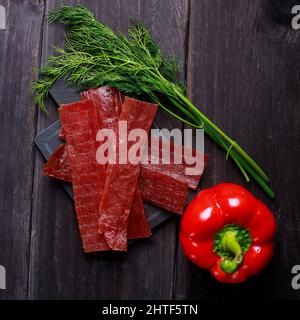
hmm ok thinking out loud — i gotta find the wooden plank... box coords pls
[0,0,45,299]
[174,0,300,299]
[29,0,189,299]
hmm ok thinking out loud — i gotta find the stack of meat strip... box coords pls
[43,87,208,252]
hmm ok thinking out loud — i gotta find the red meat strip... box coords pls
[44,142,208,215]
[98,97,158,251]
[143,136,209,190]
[81,87,151,239]
[54,88,151,241]
[55,87,207,189]
[127,188,151,239]
[59,128,65,141]
[80,87,122,130]
[43,144,71,182]
[59,100,109,253]
[44,144,151,239]
[139,166,188,215]
[45,142,208,188]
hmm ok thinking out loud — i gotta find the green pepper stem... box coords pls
[220,230,244,274]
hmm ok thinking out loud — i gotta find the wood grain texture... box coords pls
[0,0,299,300]
[174,0,300,299]
[0,0,45,299]
[29,0,189,299]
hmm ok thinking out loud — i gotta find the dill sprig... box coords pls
[33,5,274,197]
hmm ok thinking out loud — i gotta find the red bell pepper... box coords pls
[180,183,276,283]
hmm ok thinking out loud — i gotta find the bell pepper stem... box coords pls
[220,230,244,274]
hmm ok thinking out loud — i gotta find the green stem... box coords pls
[174,89,271,184]
[166,96,201,126]
[167,93,250,181]
[149,93,203,128]
[157,102,203,129]
[230,150,276,198]
[220,230,243,274]
[204,124,250,182]
[163,92,252,182]
[214,225,252,274]
[205,123,275,198]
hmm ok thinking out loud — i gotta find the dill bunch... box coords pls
[33,5,274,197]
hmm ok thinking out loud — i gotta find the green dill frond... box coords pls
[34,5,185,115]
[48,5,96,26]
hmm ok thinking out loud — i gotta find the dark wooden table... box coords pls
[0,0,300,300]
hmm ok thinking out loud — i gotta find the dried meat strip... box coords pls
[43,144,71,182]
[59,100,109,253]
[59,85,121,142]
[44,142,208,214]
[43,142,188,215]
[45,137,208,189]
[80,87,122,130]
[143,137,209,190]
[54,88,150,240]
[81,87,151,239]
[139,166,188,215]
[98,97,158,251]
[56,87,207,189]
[127,188,151,239]
[59,128,65,141]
